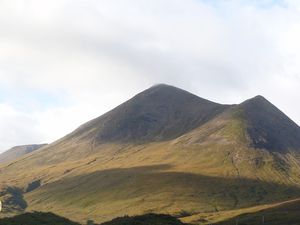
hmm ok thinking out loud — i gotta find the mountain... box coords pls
[0,84,300,224]
[0,144,47,164]
[67,84,229,143]
[239,95,300,152]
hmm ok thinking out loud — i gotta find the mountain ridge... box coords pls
[0,144,48,164]
[239,94,300,152]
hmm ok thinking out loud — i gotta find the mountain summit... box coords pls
[239,95,300,152]
[68,84,229,143]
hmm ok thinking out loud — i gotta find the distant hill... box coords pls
[0,84,300,224]
[0,144,47,164]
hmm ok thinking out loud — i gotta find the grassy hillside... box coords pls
[212,198,300,225]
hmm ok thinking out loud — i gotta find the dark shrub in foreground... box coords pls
[0,212,80,225]
[100,213,187,225]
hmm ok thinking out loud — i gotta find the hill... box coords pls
[0,212,80,225]
[100,214,187,225]
[0,84,300,224]
[0,144,47,164]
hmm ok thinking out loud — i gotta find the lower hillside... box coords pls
[212,198,300,225]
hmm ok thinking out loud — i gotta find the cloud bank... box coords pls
[0,0,300,151]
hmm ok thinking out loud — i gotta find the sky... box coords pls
[0,0,300,152]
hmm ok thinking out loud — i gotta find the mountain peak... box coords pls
[252,95,268,101]
[140,84,198,100]
[239,95,300,152]
[253,94,266,99]
[69,85,228,144]
[148,83,171,89]
[242,95,269,105]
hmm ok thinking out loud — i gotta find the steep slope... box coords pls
[0,144,47,164]
[0,85,300,224]
[239,95,300,152]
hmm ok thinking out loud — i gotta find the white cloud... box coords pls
[0,0,299,151]
[0,104,42,149]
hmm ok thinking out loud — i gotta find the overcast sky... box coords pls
[0,0,300,152]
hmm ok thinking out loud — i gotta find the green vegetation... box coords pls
[1,186,27,213]
[213,199,300,225]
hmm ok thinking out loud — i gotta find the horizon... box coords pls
[1,0,300,152]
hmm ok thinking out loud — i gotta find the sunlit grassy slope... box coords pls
[0,85,300,224]
[214,198,300,225]
[181,198,300,225]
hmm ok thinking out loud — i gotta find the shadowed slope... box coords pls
[0,212,80,225]
[239,96,300,152]
[100,214,187,225]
